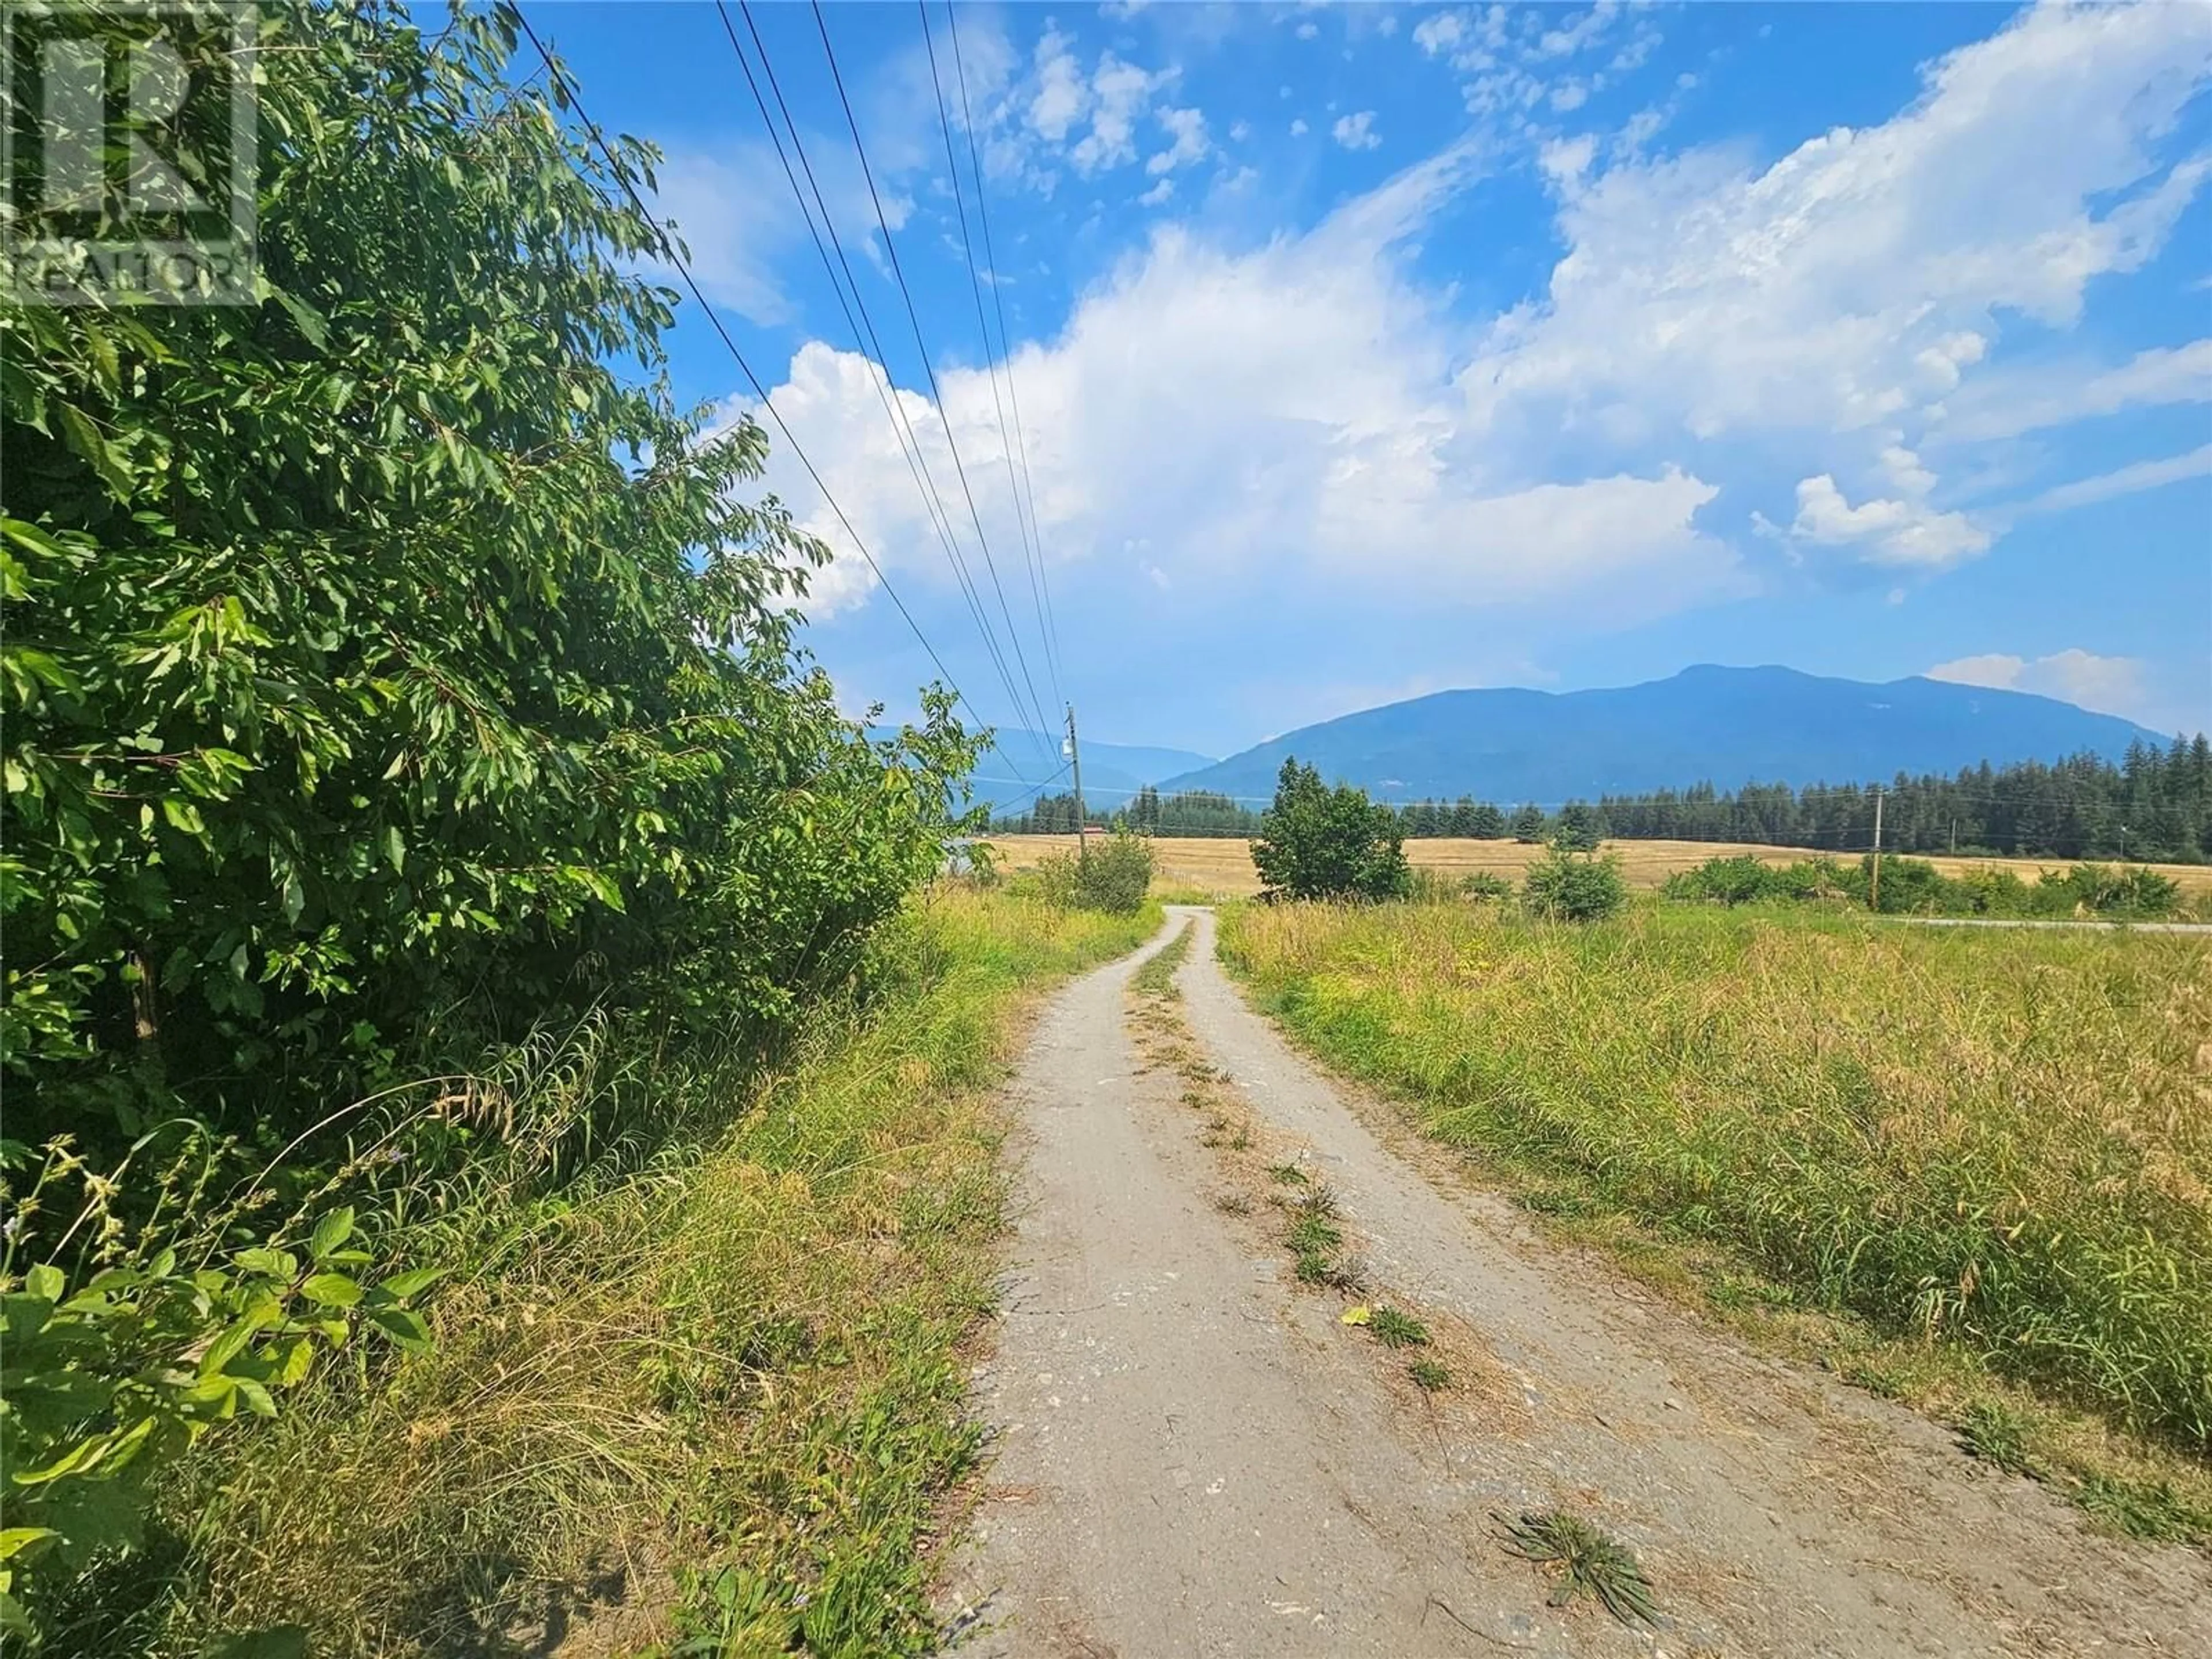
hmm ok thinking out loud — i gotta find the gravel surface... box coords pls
[941,908,2211,1657]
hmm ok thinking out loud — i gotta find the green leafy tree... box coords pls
[0,3,981,1627]
[1253,759,1411,902]
[1509,803,1546,843]
[3,1,976,1160]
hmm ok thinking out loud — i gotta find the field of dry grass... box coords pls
[1221,899,2212,1531]
[985,834,2212,898]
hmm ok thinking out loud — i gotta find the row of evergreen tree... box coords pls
[993,737,2212,863]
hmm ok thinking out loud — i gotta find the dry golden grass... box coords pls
[987,834,2212,898]
[1220,899,2212,1497]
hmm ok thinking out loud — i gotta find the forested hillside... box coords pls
[1157,665,2178,805]
[1002,740,2212,864]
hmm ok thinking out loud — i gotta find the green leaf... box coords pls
[23,1264,63,1303]
[299,1272,361,1309]
[383,823,406,874]
[376,1266,448,1301]
[233,1248,298,1281]
[272,286,329,353]
[0,1528,57,1565]
[1,518,70,560]
[364,1305,431,1351]
[54,403,133,502]
[308,1206,355,1261]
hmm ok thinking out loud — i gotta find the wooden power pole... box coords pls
[1869,786,1885,911]
[1066,704,1087,857]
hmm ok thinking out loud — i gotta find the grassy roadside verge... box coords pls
[1217,899,2212,1546]
[78,887,1157,1659]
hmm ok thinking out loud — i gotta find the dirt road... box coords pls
[941,907,2211,1657]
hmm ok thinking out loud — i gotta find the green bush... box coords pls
[0,2,979,1635]
[1033,829,1155,914]
[1662,853,2183,921]
[1522,851,1627,922]
[1252,759,1411,902]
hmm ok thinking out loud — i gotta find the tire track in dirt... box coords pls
[943,908,2211,1656]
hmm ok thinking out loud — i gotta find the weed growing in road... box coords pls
[1131,922,1195,995]
[1268,1162,1309,1185]
[1215,1191,1253,1215]
[1408,1359,1452,1391]
[1369,1307,1431,1349]
[1289,1212,1344,1271]
[1494,1509,1661,1628]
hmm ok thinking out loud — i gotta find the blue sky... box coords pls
[538,1,2212,766]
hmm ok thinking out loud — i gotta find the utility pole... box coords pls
[1869,785,1884,911]
[1065,703,1087,857]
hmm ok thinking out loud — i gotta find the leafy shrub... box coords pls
[1662,853,2183,920]
[1522,851,1627,922]
[1460,871,1515,902]
[1252,759,1411,902]
[0,1139,441,1631]
[0,2,981,1637]
[1033,828,1154,914]
[1661,854,1778,906]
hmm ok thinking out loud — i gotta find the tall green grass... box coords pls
[1221,902,2212,1453]
[62,888,1156,1658]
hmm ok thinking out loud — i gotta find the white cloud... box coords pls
[1536,3,1620,62]
[1069,54,1164,174]
[1146,106,1210,175]
[2024,442,2212,515]
[1926,649,2150,722]
[745,142,1741,630]
[1229,119,1251,142]
[1137,176,1175,207]
[646,148,798,323]
[1537,134,1596,188]
[1456,0,2212,569]
[1296,21,1319,41]
[1933,340,2212,442]
[1290,117,1310,137]
[1027,27,1088,142]
[1412,12,1467,58]
[1786,474,1993,569]
[1333,111,1382,150]
[1548,80,1588,113]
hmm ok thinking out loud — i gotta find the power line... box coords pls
[511,5,1027,787]
[944,0,1064,702]
[921,0,1061,712]
[808,0,1055,747]
[717,0,1051,775]
[977,759,1074,817]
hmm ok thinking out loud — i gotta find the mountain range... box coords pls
[1148,666,2173,809]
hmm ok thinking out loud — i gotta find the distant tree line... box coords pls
[994,737,2212,864]
[995,786,1262,837]
[1595,738,2212,862]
